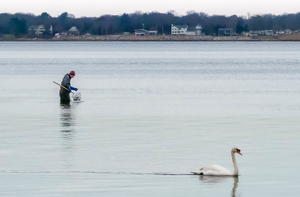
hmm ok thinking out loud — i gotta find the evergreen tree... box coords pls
[236,21,244,34]
[10,17,26,37]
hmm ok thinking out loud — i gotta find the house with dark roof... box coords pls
[134,29,157,36]
[218,28,233,36]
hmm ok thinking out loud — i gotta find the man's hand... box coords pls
[71,86,78,91]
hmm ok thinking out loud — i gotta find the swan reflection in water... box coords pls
[60,104,74,132]
[198,176,239,197]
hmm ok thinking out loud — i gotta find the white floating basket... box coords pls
[72,92,81,101]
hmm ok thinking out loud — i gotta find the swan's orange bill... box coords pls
[237,152,242,156]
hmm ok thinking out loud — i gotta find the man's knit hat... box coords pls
[69,71,76,76]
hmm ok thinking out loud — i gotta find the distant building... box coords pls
[123,32,130,37]
[186,26,196,35]
[135,29,147,36]
[171,24,188,35]
[148,30,158,35]
[243,32,251,36]
[195,25,202,35]
[263,30,273,36]
[284,29,292,34]
[68,26,80,36]
[134,29,157,36]
[248,29,293,36]
[61,32,68,36]
[171,24,202,35]
[249,31,257,36]
[28,25,46,35]
[218,28,233,36]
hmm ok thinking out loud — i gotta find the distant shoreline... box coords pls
[1,34,300,41]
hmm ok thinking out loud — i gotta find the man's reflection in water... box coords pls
[198,176,239,197]
[60,103,76,167]
[60,104,74,132]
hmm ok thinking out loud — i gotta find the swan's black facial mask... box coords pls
[236,149,242,156]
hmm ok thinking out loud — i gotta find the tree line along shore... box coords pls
[2,11,300,40]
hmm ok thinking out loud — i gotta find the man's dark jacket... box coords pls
[59,73,71,103]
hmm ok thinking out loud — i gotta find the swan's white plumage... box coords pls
[192,165,232,176]
[192,147,242,176]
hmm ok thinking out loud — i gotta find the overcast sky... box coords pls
[1,0,300,17]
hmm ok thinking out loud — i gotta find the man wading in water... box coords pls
[60,71,78,103]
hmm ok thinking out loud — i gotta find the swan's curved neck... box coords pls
[231,152,239,176]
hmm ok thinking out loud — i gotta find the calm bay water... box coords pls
[0,41,300,196]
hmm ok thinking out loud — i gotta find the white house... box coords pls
[28,25,46,35]
[135,29,147,36]
[195,25,202,35]
[28,25,53,35]
[284,29,292,34]
[262,30,273,36]
[171,24,202,35]
[68,26,80,36]
[171,24,188,35]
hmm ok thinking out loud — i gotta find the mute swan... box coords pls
[192,147,242,176]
